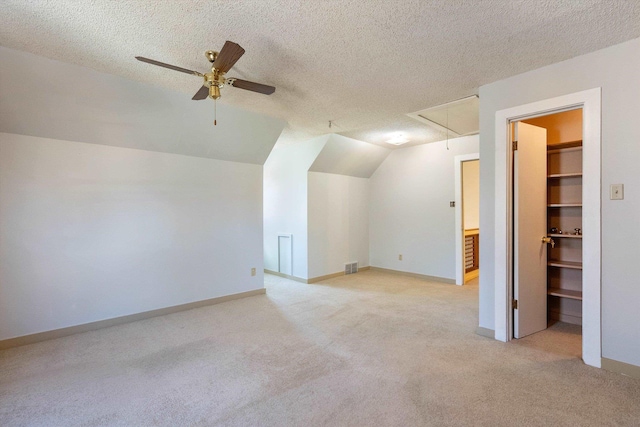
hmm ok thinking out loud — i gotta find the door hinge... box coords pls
[512,299,518,310]
[512,140,518,151]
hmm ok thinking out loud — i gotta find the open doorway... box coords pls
[454,153,480,286]
[511,110,583,358]
[493,88,601,368]
[463,160,480,283]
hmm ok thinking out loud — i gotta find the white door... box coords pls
[513,122,548,338]
[278,235,292,275]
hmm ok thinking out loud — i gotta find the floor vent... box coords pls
[345,262,358,275]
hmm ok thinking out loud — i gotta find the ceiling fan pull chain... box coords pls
[214,99,217,126]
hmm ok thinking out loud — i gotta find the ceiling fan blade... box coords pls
[135,56,203,77]
[192,85,209,100]
[212,41,245,73]
[230,78,276,95]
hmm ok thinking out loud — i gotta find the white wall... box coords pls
[264,134,388,280]
[307,172,370,278]
[263,136,328,279]
[369,135,479,279]
[462,160,480,230]
[0,133,264,340]
[479,37,640,367]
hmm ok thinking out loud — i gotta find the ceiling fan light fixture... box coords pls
[209,85,221,100]
[386,133,409,145]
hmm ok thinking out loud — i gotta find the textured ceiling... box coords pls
[2,0,640,148]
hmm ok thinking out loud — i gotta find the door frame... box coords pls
[493,88,601,368]
[454,153,480,286]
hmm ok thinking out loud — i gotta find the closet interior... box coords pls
[523,109,583,326]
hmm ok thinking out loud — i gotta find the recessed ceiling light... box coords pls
[386,133,409,145]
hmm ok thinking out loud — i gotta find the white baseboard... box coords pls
[475,326,495,339]
[602,357,640,379]
[308,266,371,283]
[265,267,372,284]
[369,266,455,284]
[0,288,266,350]
[264,269,308,283]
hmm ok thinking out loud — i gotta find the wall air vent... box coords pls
[407,95,479,137]
[345,262,359,275]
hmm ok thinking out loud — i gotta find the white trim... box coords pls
[454,153,480,286]
[493,88,601,368]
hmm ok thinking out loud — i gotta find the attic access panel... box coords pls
[407,95,479,137]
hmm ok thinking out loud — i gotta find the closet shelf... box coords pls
[548,288,583,300]
[548,203,582,208]
[548,260,583,270]
[548,172,582,178]
[547,140,583,152]
[548,233,582,239]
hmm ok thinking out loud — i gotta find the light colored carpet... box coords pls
[1,271,639,426]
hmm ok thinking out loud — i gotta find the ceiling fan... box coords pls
[135,41,275,123]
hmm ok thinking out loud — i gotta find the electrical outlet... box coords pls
[399,254,403,261]
[251,267,256,276]
[610,184,624,200]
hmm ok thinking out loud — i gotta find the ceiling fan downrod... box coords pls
[202,51,220,124]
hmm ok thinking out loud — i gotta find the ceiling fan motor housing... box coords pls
[204,68,225,99]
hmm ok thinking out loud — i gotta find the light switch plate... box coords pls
[610,184,624,200]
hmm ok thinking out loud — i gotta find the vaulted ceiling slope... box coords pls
[309,135,391,178]
[0,47,285,164]
[2,1,640,147]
